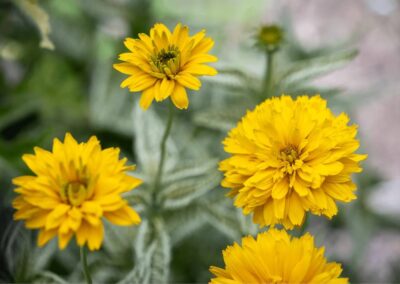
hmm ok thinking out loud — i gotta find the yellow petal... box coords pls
[87,223,104,251]
[175,73,201,90]
[113,63,142,75]
[58,230,73,250]
[171,84,189,110]
[104,205,141,226]
[159,78,175,100]
[288,193,305,226]
[271,178,289,199]
[192,37,214,55]
[183,64,217,76]
[139,87,155,110]
[45,204,70,230]
[38,229,57,247]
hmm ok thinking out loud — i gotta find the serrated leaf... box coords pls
[15,0,54,50]
[279,49,358,88]
[159,170,221,210]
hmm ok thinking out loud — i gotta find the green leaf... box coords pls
[193,106,247,132]
[203,198,242,241]
[119,218,171,284]
[88,34,134,135]
[149,218,170,284]
[204,67,261,93]
[159,170,221,209]
[278,49,358,88]
[164,201,208,245]
[15,0,54,50]
[163,159,218,184]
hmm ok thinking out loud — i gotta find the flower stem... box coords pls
[80,246,92,284]
[262,51,275,98]
[153,102,175,194]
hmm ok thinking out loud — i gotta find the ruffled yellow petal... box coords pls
[171,84,189,109]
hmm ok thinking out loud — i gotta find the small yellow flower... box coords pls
[210,229,348,284]
[12,133,142,250]
[220,95,367,229]
[114,23,218,110]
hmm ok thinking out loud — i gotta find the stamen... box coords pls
[151,45,180,76]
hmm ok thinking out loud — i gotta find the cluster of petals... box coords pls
[114,23,217,110]
[13,133,142,250]
[210,229,348,284]
[220,95,367,228]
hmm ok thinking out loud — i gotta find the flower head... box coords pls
[12,133,142,250]
[210,229,348,284]
[257,24,283,52]
[114,23,218,110]
[220,95,367,229]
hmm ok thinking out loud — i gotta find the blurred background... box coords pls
[1,0,399,283]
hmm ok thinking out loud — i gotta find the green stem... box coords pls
[80,246,92,284]
[153,102,175,195]
[262,51,275,98]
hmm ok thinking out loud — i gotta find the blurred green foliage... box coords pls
[0,0,392,283]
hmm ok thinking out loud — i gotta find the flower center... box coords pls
[62,181,87,206]
[150,45,180,77]
[280,145,299,164]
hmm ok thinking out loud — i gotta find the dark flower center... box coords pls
[150,45,180,76]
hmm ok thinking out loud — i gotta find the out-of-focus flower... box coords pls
[256,24,283,52]
[210,229,348,284]
[13,133,142,250]
[220,95,367,229]
[114,23,218,110]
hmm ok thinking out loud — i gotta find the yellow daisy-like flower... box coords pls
[220,95,367,229]
[12,133,142,250]
[210,229,348,284]
[113,23,218,110]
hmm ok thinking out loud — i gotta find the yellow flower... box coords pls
[113,23,218,110]
[210,229,348,284]
[220,95,367,229]
[12,133,142,250]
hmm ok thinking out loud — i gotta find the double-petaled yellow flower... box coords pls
[220,95,367,229]
[12,133,142,250]
[210,229,348,284]
[114,23,218,110]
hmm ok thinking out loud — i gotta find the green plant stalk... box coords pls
[263,51,275,98]
[80,246,92,284]
[153,102,175,195]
